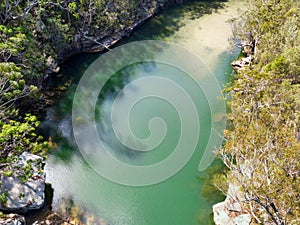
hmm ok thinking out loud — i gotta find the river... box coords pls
[41,1,244,224]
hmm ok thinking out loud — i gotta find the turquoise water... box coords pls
[43,1,242,224]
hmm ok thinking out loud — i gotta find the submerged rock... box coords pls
[31,210,108,225]
[0,152,45,213]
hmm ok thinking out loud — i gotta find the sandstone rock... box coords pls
[231,56,252,71]
[0,152,45,213]
[226,201,242,212]
[213,202,234,225]
[46,56,60,73]
[225,183,243,212]
[213,183,251,225]
[234,214,252,225]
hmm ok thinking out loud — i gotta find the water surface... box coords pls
[43,1,244,224]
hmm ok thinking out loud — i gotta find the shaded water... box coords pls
[42,1,244,224]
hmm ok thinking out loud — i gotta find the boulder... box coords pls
[0,152,45,213]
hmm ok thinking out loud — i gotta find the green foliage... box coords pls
[0,61,47,186]
[18,162,34,183]
[0,114,49,159]
[0,62,38,117]
[199,161,228,203]
[211,173,228,197]
[0,25,26,62]
[0,112,49,193]
[221,75,300,224]
[0,0,166,65]
[0,21,48,78]
[2,170,13,177]
[217,1,300,224]
[18,192,25,200]
[0,192,8,204]
[241,0,299,75]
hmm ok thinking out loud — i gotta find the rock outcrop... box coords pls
[231,56,252,71]
[231,39,255,71]
[213,183,251,225]
[0,152,46,213]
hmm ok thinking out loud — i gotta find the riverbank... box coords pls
[212,39,254,225]
[213,1,300,224]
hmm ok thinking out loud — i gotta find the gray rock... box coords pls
[0,214,26,225]
[0,152,45,213]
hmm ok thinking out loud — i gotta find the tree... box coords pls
[0,62,37,116]
[219,74,300,224]
[215,0,300,224]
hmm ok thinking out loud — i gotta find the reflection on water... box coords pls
[43,0,245,224]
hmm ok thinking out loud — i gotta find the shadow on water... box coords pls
[121,0,229,41]
[48,0,230,120]
[60,0,229,83]
[46,0,231,126]
[196,158,228,225]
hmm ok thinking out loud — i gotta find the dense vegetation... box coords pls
[215,0,300,224]
[0,0,166,205]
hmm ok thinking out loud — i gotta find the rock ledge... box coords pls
[0,152,46,213]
